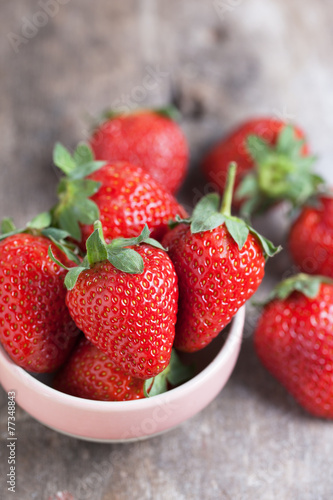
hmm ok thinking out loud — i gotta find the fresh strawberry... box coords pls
[0,216,80,372]
[51,223,178,380]
[53,337,145,401]
[163,163,279,352]
[201,117,321,216]
[51,143,187,246]
[89,108,189,194]
[53,338,193,401]
[81,161,187,246]
[254,274,333,418]
[288,195,333,278]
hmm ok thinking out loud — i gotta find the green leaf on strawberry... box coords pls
[236,125,323,217]
[97,105,181,127]
[73,142,94,165]
[248,227,280,258]
[224,217,249,250]
[1,218,16,235]
[44,233,81,266]
[0,218,23,240]
[27,211,52,230]
[0,214,54,241]
[107,248,144,274]
[51,142,106,240]
[64,266,88,290]
[144,350,194,397]
[42,227,74,241]
[190,193,224,233]
[266,273,333,303]
[153,105,181,122]
[85,221,108,266]
[53,142,77,175]
[108,224,150,249]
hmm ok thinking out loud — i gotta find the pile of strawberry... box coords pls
[1,109,332,419]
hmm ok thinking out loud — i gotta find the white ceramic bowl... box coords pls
[0,307,245,442]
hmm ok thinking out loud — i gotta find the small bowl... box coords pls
[0,307,245,442]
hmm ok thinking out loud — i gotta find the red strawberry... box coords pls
[52,223,178,380]
[53,338,193,401]
[81,161,188,246]
[201,117,321,216]
[90,108,189,194]
[0,219,80,372]
[51,143,187,246]
[53,337,145,401]
[254,274,333,418]
[163,163,279,352]
[288,195,333,278]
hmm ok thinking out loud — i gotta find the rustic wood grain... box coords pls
[1,1,333,499]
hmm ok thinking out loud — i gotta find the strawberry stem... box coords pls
[94,220,106,245]
[220,162,237,216]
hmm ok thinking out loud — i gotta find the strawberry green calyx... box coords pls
[98,105,181,126]
[236,125,323,217]
[51,142,107,241]
[144,350,194,397]
[173,163,281,259]
[152,105,181,121]
[1,218,16,235]
[266,273,333,303]
[50,221,166,290]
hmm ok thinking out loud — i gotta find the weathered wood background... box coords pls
[1,1,333,499]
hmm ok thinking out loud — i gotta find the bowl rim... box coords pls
[0,306,245,412]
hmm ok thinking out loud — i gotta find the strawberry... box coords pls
[163,163,279,352]
[288,195,333,278]
[51,223,178,380]
[81,162,187,246]
[0,216,80,372]
[51,143,187,246]
[89,108,189,194]
[53,338,193,401]
[254,274,333,418]
[53,337,145,401]
[201,117,322,217]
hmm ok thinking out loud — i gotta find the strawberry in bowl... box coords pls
[53,337,146,401]
[0,216,80,373]
[51,222,179,380]
[163,163,280,352]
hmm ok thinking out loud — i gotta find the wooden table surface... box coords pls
[1,1,333,499]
